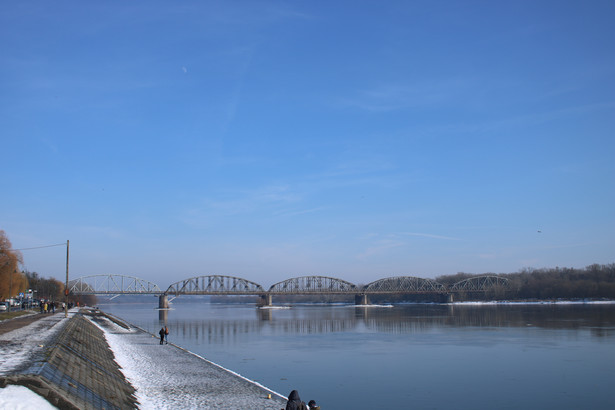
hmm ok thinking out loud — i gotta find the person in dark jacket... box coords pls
[286,390,308,410]
[159,327,165,345]
[308,399,320,410]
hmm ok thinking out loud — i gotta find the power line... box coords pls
[7,243,67,251]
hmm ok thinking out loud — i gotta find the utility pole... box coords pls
[65,240,69,318]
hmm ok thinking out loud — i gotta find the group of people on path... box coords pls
[39,301,57,314]
[286,389,320,410]
[158,326,169,344]
[38,301,71,314]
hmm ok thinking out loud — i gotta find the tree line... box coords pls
[435,263,615,301]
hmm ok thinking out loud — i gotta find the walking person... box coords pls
[164,326,169,344]
[159,327,165,345]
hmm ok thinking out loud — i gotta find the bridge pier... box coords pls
[258,294,272,307]
[446,293,454,303]
[355,294,370,305]
[159,294,169,309]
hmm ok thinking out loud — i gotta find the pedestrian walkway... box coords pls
[0,311,47,336]
[0,309,289,409]
[92,310,287,409]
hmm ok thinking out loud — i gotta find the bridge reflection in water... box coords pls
[69,274,511,306]
[152,304,615,345]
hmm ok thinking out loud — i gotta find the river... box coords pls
[98,300,615,409]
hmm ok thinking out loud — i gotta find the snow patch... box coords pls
[0,313,71,376]
[0,385,59,409]
[353,304,394,308]
[258,306,291,310]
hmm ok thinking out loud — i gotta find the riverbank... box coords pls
[0,309,288,409]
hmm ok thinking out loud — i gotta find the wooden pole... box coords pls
[65,240,69,318]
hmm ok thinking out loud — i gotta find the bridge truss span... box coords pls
[68,274,162,295]
[166,275,265,296]
[268,276,357,294]
[363,276,446,293]
[450,275,511,292]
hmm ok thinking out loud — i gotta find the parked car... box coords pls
[0,302,8,312]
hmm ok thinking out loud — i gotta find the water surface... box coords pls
[98,301,615,409]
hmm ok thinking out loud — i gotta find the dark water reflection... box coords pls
[162,303,615,339]
[101,302,615,409]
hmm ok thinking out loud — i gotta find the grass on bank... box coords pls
[0,310,36,321]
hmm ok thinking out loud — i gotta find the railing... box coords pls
[68,274,162,295]
[166,275,264,296]
[269,276,357,294]
[363,276,446,293]
[450,276,510,291]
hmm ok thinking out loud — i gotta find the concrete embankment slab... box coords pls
[1,312,137,409]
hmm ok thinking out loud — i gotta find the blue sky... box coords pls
[1,1,613,288]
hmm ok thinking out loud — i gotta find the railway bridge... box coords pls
[68,274,511,306]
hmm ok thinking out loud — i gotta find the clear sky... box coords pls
[1,1,613,288]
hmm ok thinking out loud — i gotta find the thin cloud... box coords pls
[274,206,328,218]
[400,232,460,241]
[221,47,254,133]
[357,239,405,260]
[180,184,304,228]
[478,253,497,260]
[540,243,590,250]
[338,78,473,112]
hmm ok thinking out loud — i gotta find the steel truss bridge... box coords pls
[68,274,511,305]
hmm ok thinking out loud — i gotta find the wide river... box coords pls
[98,300,615,409]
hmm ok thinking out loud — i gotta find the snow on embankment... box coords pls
[91,313,287,410]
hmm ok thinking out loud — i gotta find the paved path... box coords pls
[1,309,289,409]
[93,311,288,409]
[0,311,48,336]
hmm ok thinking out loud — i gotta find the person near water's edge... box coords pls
[159,327,165,345]
[286,390,308,410]
[308,399,320,409]
[164,326,169,344]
